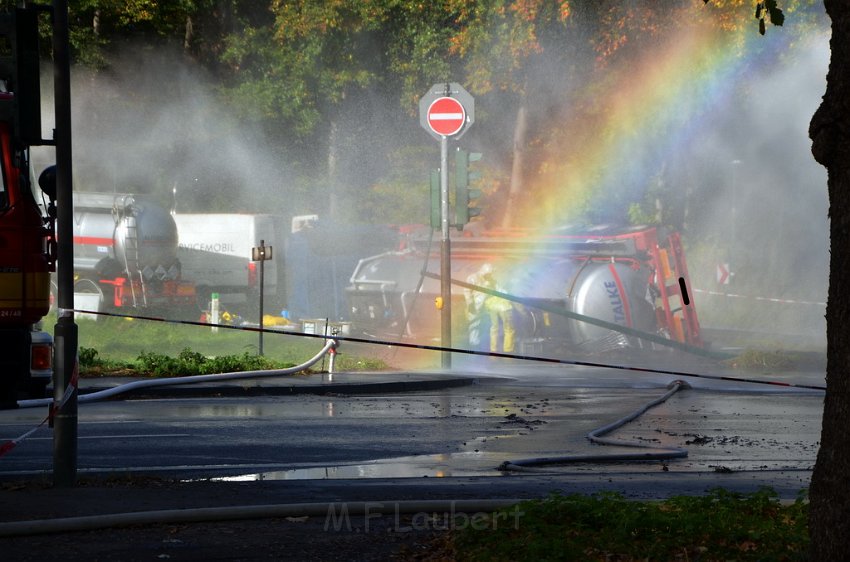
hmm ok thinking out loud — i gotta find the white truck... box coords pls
[173,213,279,312]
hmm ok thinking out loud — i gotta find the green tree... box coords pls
[446,0,573,228]
[63,0,211,66]
[220,1,398,219]
[219,1,488,222]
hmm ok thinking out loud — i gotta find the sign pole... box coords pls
[440,135,451,369]
[259,241,265,356]
[419,82,474,370]
[252,240,272,356]
[53,0,78,488]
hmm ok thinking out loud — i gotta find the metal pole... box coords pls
[52,0,77,488]
[729,159,741,280]
[259,240,265,356]
[440,136,451,368]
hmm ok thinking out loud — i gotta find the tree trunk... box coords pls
[501,100,528,229]
[808,1,850,558]
[184,15,194,52]
[328,118,340,220]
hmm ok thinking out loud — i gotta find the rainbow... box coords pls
[404,12,822,364]
[514,15,790,229]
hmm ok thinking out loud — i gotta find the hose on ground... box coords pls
[0,498,524,537]
[16,339,339,410]
[499,379,690,472]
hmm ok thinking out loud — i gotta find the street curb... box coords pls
[75,375,478,399]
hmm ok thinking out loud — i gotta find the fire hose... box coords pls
[421,271,731,360]
[0,499,524,537]
[499,380,690,472]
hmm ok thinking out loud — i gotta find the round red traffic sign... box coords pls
[426,97,466,137]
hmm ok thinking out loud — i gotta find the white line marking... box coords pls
[16,434,192,441]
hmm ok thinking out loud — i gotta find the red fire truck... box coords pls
[0,8,56,406]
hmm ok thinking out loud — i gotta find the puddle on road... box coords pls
[177,442,815,483]
[202,451,507,481]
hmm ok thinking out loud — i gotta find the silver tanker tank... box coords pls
[72,192,181,282]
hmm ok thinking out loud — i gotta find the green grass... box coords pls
[438,488,808,561]
[725,348,798,370]
[43,313,387,376]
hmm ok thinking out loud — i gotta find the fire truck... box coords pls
[0,8,55,406]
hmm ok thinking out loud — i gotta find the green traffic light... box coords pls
[430,169,440,229]
[454,149,483,229]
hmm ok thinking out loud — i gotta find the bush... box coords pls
[79,347,100,367]
[136,348,289,377]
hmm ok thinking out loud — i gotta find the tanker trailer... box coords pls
[346,225,702,354]
[71,193,195,312]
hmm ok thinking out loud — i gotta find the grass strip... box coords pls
[434,487,808,561]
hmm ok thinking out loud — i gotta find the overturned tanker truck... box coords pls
[346,225,705,356]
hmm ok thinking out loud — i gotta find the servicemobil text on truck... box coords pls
[173,213,278,306]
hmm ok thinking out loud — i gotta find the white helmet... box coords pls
[479,263,494,276]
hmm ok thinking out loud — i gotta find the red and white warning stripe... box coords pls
[693,288,826,307]
[0,423,45,457]
[0,357,79,458]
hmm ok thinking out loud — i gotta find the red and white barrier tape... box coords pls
[0,357,78,458]
[693,288,826,307]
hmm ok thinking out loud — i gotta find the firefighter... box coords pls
[479,263,515,353]
[464,266,488,350]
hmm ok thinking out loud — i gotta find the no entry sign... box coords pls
[417,83,475,368]
[419,83,474,140]
[427,97,466,137]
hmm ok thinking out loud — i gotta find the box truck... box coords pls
[173,214,278,311]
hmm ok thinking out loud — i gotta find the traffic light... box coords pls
[455,149,482,229]
[430,169,440,229]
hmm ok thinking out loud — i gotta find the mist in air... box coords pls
[34,9,831,367]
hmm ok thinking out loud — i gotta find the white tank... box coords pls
[72,193,180,280]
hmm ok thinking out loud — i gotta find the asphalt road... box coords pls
[0,357,823,499]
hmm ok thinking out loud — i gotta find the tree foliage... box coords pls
[11,0,824,226]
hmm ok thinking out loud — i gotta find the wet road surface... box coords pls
[0,359,823,496]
